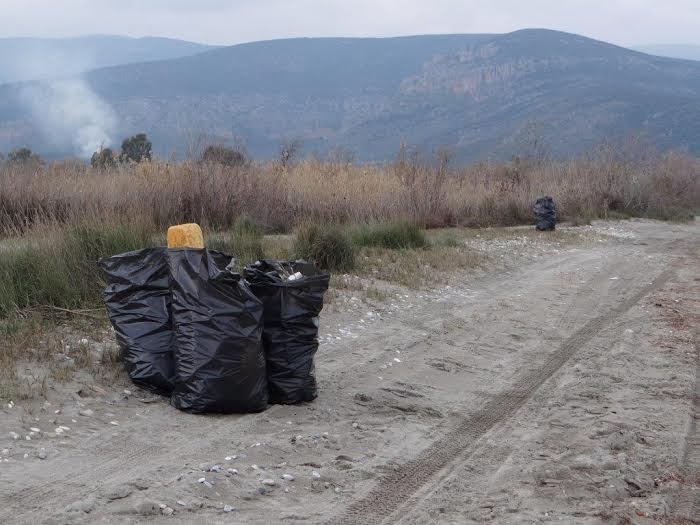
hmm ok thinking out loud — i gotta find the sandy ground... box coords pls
[0,219,698,525]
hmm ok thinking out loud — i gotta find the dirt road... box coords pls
[0,220,698,524]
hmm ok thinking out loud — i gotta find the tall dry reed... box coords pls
[0,146,698,238]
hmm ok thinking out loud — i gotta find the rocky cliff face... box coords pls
[1,30,699,161]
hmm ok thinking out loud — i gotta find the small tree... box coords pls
[7,147,41,164]
[91,147,116,170]
[200,144,248,167]
[120,133,152,163]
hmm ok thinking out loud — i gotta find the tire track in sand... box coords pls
[673,326,700,522]
[329,269,674,525]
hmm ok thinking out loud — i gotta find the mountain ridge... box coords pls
[1,29,699,161]
[633,44,700,61]
[0,35,215,84]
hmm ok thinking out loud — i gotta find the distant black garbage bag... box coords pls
[534,196,557,231]
[244,260,330,405]
[168,249,268,414]
[100,247,176,395]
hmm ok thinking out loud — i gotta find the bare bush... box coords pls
[0,145,697,238]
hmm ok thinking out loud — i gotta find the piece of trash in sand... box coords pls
[287,272,304,282]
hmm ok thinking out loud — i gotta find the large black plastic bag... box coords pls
[99,248,175,395]
[534,196,557,231]
[168,249,268,413]
[244,260,330,404]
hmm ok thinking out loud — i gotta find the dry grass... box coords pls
[357,244,487,288]
[0,143,697,399]
[1,145,697,237]
[0,307,121,401]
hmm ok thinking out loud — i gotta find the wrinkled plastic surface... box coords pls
[168,249,268,413]
[534,196,557,231]
[244,260,330,404]
[100,248,175,395]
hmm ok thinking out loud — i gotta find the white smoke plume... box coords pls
[21,78,117,158]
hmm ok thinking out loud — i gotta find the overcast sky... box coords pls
[1,0,699,46]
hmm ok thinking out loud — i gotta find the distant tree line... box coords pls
[0,133,154,169]
[91,133,153,169]
[0,147,44,165]
[2,133,310,169]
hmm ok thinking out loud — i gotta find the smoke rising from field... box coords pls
[20,78,117,158]
[12,45,117,158]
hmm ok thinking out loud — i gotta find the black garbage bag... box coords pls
[99,247,175,395]
[534,196,557,231]
[100,248,235,396]
[244,260,330,404]
[168,249,267,413]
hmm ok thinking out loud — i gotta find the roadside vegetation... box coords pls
[0,139,698,399]
[0,140,697,312]
[2,145,698,238]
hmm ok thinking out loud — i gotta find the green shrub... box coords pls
[350,222,427,250]
[232,214,264,238]
[431,232,460,247]
[295,223,356,272]
[0,223,154,316]
[209,214,265,268]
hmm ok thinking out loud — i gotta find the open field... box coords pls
[0,219,697,524]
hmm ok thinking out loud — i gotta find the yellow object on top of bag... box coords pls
[167,223,205,249]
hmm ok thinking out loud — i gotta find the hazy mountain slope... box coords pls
[0,35,214,84]
[1,30,699,161]
[634,44,700,61]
